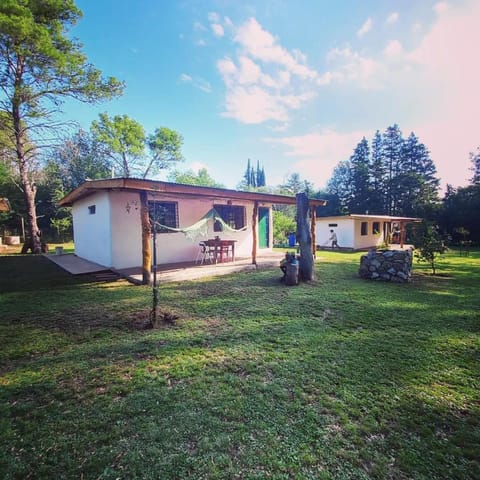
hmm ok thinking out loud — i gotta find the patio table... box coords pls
[205,239,237,263]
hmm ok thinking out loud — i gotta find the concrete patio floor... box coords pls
[45,251,285,284]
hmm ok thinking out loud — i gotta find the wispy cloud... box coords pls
[211,23,224,37]
[265,129,371,187]
[216,17,319,125]
[386,12,399,25]
[179,73,212,93]
[434,2,449,15]
[357,17,373,37]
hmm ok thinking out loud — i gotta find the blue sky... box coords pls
[65,0,479,190]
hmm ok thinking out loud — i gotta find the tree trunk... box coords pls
[296,192,315,281]
[13,57,42,254]
[140,191,152,285]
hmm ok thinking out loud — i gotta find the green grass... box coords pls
[0,250,479,479]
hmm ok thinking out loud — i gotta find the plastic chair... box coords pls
[195,242,214,264]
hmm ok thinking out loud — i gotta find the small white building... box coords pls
[315,214,421,250]
[59,178,326,273]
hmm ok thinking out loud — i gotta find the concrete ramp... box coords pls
[44,253,109,275]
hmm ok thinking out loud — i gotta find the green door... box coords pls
[258,207,269,248]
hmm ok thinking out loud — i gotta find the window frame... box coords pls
[148,201,179,233]
[213,204,246,232]
[360,221,368,236]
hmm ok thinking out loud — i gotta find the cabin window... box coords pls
[88,205,96,215]
[328,223,338,227]
[372,221,380,235]
[213,204,246,231]
[361,221,368,236]
[148,201,178,233]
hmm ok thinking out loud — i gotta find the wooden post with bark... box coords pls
[296,192,315,281]
[251,201,258,265]
[310,204,317,259]
[140,191,152,285]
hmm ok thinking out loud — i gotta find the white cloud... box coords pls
[222,85,289,124]
[234,18,317,79]
[193,21,207,32]
[357,17,373,37]
[179,73,212,93]
[195,39,207,47]
[384,40,403,57]
[407,0,480,187]
[217,17,319,125]
[386,12,399,25]
[326,47,384,89]
[211,23,224,37]
[434,2,449,15]
[208,12,220,23]
[265,129,371,187]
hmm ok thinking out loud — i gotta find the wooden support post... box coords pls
[400,222,405,248]
[296,193,315,281]
[140,191,152,285]
[252,201,258,265]
[310,203,316,258]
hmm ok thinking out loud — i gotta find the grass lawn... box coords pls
[0,250,479,479]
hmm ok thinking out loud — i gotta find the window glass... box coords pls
[213,205,246,231]
[88,205,96,215]
[372,221,380,234]
[361,221,368,236]
[148,201,178,233]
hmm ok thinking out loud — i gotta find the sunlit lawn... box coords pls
[0,249,479,479]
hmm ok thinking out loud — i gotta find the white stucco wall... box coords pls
[315,217,355,248]
[110,191,143,269]
[72,192,112,267]
[353,218,386,249]
[72,191,273,269]
[316,216,389,249]
[151,196,261,264]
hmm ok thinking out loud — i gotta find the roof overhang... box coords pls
[317,214,421,223]
[58,178,328,208]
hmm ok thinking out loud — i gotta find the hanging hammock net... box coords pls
[151,208,246,241]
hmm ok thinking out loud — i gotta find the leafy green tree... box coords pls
[368,130,386,214]
[413,220,447,275]
[239,159,266,190]
[470,147,480,185]
[348,137,370,213]
[326,160,352,214]
[382,124,404,215]
[91,113,145,178]
[168,167,224,188]
[48,129,111,192]
[91,114,183,179]
[0,0,123,252]
[272,210,296,245]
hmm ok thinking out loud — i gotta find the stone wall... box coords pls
[359,248,413,282]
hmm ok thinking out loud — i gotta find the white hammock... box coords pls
[152,208,246,241]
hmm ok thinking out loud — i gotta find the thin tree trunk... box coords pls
[140,191,152,285]
[13,55,42,254]
[296,192,315,281]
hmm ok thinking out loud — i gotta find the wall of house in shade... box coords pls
[72,189,274,269]
[359,248,413,282]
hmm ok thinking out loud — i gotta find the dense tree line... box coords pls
[325,125,440,218]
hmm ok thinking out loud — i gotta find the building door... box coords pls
[258,207,270,248]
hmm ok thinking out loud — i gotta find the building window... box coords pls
[213,204,246,231]
[361,221,368,236]
[328,223,338,227]
[88,205,96,215]
[372,221,380,235]
[148,201,178,233]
